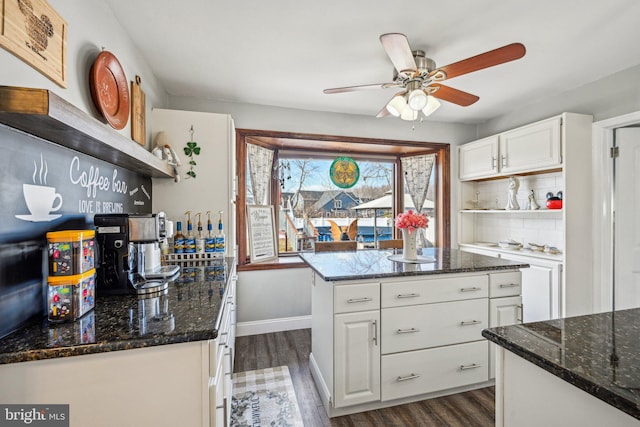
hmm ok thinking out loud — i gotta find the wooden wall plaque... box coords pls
[0,0,67,87]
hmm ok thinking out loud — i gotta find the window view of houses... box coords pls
[258,157,436,253]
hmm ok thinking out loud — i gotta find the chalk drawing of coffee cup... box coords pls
[23,183,63,217]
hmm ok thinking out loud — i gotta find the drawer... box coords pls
[381,341,488,401]
[381,275,488,308]
[381,298,488,354]
[334,282,380,313]
[489,271,522,298]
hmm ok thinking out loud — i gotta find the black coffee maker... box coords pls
[94,213,177,296]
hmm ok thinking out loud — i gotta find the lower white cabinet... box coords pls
[501,253,561,322]
[310,270,521,417]
[334,310,380,408]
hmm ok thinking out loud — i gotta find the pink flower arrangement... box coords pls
[395,210,428,233]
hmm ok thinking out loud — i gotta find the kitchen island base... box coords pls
[495,347,640,427]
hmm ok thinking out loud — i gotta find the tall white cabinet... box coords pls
[458,112,593,318]
[151,109,236,256]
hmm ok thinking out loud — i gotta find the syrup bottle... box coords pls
[185,211,196,253]
[215,210,225,255]
[204,211,216,253]
[195,212,205,253]
[173,221,185,254]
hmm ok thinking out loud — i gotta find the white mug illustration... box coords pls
[16,154,64,222]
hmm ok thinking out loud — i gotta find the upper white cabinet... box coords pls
[499,117,561,175]
[459,116,562,181]
[459,135,500,180]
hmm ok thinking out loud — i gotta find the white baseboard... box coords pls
[236,315,312,337]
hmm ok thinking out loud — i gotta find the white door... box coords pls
[614,128,640,310]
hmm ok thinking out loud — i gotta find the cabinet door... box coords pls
[459,136,499,180]
[334,310,380,408]
[489,295,522,379]
[499,116,561,174]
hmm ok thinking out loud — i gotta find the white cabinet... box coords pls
[458,112,593,317]
[458,116,562,181]
[334,310,380,408]
[499,117,561,175]
[488,272,523,379]
[459,135,499,180]
[500,253,562,322]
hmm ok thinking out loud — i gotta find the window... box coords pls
[236,129,450,268]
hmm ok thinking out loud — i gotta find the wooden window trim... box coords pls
[236,128,451,270]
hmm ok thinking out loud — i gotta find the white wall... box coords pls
[0,0,169,148]
[477,64,640,137]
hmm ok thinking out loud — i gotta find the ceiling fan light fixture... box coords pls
[386,94,407,117]
[422,95,441,117]
[408,89,428,111]
[400,107,418,121]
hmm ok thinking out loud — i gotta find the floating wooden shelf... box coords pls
[0,86,175,178]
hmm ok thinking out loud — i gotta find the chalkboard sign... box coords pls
[0,124,151,240]
[246,205,277,263]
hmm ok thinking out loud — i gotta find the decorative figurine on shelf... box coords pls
[528,190,540,210]
[506,176,520,210]
[546,191,563,209]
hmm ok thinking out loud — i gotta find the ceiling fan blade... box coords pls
[430,43,526,80]
[323,83,392,94]
[379,33,418,75]
[430,84,479,107]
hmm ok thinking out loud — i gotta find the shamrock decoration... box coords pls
[184,126,201,178]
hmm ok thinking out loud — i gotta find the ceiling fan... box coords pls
[323,33,526,120]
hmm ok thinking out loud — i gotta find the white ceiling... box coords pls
[105,0,640,124]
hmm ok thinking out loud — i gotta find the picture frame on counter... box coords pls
[246,205,278,263]
[0,0,67,87]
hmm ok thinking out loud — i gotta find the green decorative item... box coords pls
[184,125,201,178]
[330,156,359,188]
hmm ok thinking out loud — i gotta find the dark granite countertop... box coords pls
[300,247,528,282]
[483,309,640,420]
[0,257,235,365]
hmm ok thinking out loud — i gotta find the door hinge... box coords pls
[611,146,619,158]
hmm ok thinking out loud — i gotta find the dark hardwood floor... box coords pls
[234,329,495,427]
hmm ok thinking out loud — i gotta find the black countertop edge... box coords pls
[312,264,527,283]
[482,329,640,421]
[0,331,217,365]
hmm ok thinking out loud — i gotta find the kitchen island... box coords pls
[0,257,236,427]
[483,309,640,427]
[300,248,528,417]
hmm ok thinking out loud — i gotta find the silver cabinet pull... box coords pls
[397,373,421,382]
[460,363,482,371]
[517,304,523,322]
[396,327,420,334]
[501,155,507,168]
[499,283,519,288]
[460,287,481,292]
[372,320,378,346]
[397,293,420,299]
[460,320,482,326]
[347,297,372,303]
[491,156,497,169]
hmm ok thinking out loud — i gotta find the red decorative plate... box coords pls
[89,51,130,130]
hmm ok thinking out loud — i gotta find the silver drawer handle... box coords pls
[396,328,420,334]
[460,320,481,326]
[499,283,519,288]
[347,297,372,303]
[460,363,482,371]
[397,293,420,299]
[397,373,421,382]
[460,287,481,292]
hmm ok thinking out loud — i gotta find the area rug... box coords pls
[231,365,304,427]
